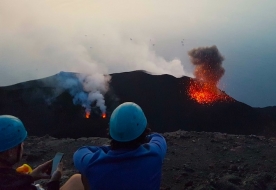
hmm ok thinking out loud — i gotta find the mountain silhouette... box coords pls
[0,70,275,138]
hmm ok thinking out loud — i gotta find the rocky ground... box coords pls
[18,130,276,190]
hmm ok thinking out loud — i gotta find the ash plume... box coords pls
[52,72,110,114]
[188,45,225,85]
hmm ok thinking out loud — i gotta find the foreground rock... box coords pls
[18,130,276,190]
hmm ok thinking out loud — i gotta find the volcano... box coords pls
[0,70,275,138]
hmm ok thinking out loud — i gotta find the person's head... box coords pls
[109,102,150,150]
[0,115,27,167]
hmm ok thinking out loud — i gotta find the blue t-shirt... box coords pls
[73,133,167,190]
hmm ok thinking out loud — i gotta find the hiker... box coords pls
[71,102,167,190]
[0,115,62,190]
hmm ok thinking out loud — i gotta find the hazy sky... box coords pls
[1,0,276,107]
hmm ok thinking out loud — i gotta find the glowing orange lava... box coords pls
[102,113,106,119]
[188,80,232,104]
[85,112,90,119]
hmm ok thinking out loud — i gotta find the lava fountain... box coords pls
[85,111,90,119]
[187,46,233,104]
[188,80,232,104]
[85,111,106,119]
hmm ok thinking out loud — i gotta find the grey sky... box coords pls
[0,0,276,107]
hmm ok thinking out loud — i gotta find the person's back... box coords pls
[74,133,166,190]
[73,102,167,190]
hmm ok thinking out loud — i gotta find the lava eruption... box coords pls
[85,111,106,119]
[187,46,232,104]
[54,72,110,120]
[85,111,90,119]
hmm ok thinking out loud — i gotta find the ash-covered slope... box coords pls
[0,70,275,138]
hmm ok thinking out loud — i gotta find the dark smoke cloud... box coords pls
[188,45,225,85]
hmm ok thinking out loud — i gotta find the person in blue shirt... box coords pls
[72,102,167,190]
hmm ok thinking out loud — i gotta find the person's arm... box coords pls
[30,160,62,190]
[147,133,167,160]
[30,160,52,181]
[73,146,106,174]
[46,162,63,190]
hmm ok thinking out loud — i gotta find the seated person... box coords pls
[0,115,62,190]
[72,102,167,190]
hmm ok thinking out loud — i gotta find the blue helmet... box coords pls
[0,115,27,152]
[109,102,147,142]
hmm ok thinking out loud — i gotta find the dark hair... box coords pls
[108,126,151,150]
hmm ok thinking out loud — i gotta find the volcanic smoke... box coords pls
[187,46,232,104]
[55,72,110,118]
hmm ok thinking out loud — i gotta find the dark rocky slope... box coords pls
[20,131,276,190]
[0,70,275,138]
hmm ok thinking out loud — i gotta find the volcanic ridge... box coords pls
[0,70,275,138]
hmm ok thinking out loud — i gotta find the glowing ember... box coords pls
[102,113,106,119]
[188,80,232,104]
[85,112,90,119]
